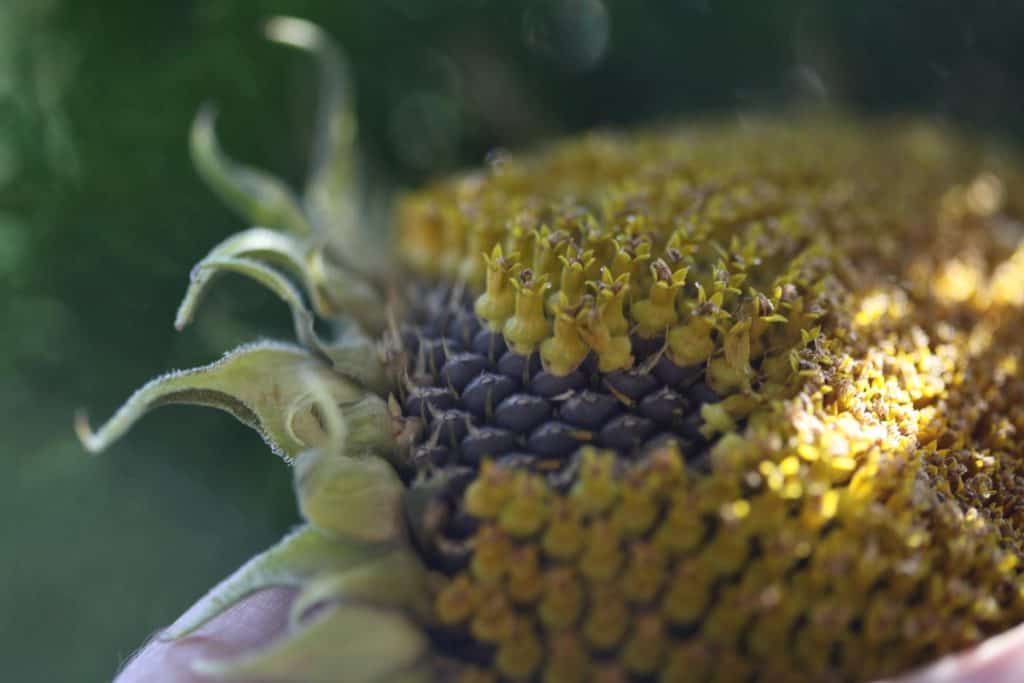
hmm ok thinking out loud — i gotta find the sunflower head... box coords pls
[78,17,1024,683]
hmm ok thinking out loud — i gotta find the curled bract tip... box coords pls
[264,16,324,49]
[72,342,363,461]
[74,409,102,454]
[179,255,324,355]
[82,16,434,683]
[172,226,309,332]
[189,102,312,237]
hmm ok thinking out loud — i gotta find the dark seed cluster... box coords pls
[400,285,721,472]
[394,283,723,562]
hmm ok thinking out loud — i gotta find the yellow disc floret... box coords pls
[503,270,552,355]
[474,245,518,331]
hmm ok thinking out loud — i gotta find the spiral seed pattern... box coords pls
[389,117,1024,681]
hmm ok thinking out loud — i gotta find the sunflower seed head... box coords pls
[79,15,1024,681]
[391,117,1024,681]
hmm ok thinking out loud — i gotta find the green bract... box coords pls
[77,16,436,682]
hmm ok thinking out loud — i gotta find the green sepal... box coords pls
[289,547,433,625]
[188,19,389,336]
[324,337,392,396]
[266,16,393,284]
[172,227,392,391]
[178,256,325,356]
[173,227,310,330]
[192,601,431,682]
[338,394,396,457]
[308,249,389,334]
[190,104,311,236]
[264,18,360,251]
[294,449,404,543]
[75,342,363,461]
[162,524,387,640]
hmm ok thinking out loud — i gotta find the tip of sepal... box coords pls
[73,409,103,454]
[189,101,312,237]
[264,16,323,50]
[181,255,326,356]
[173,227,311,333]
[262,14,395,287]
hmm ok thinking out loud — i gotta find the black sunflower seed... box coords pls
[531,369,587,398]
[630,334,664,358]
[687,382,720,405]
[413,443,451,467]
[432,410,474,447]
[602,368,659,403]
[446,310,481,349]
[497,350,540,383]
[528,421,591,458]
[440,352,489,392]
[460,427,520,464]
[493,393,552,432]
[404,386,458,419]
[652,355,702,388]
[599,414,656,452]
[558,390,621,430]
[472,328,508,361]
[462,373,518,418]
[494,452,541,470]
[640,386,692,426]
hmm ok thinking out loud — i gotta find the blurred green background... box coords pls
[3,1,1024,680]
